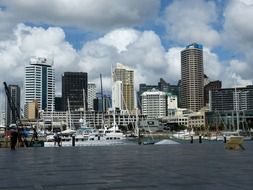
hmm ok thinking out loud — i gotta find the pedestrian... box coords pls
[10,129,18,150]
[190,135,193,144]
[30,128,38,146]
[57,133,62,147]
[54,133,58,146]
[223,135,227,143]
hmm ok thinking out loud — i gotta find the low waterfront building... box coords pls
[209,85,253,111]
[161,108,205,130]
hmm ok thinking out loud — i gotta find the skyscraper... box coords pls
[204,80,222,106]
[25,57,55,112]
[112,63,135,112]
[62,72,88,111]
[88,83,96,110]
[5,85,20,126]
[181,43,204,112]
[112,80,123,110]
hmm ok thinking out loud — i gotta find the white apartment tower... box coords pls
[25,57,55,112]
[167,94,178,110]
[112,80,123,110]
[141,89,167,119]
[88,83,96,110]
[167,94,178,117]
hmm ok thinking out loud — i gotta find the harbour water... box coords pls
[0,141,252,189]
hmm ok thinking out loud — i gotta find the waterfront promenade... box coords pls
[0,142,252,190]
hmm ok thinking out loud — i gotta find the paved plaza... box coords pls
[0,142,252,190]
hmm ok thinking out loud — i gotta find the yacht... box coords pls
[87,108,126,142]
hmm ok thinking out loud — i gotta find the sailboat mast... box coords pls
[67,97,72,130]
[235,87,240,131]
[83,89,86,121]
[135,107,139,136]
[100,74,104,128]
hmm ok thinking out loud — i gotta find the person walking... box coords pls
[10,129,18,150]
[30,128,38,146]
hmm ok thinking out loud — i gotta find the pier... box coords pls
[0,142,253,189]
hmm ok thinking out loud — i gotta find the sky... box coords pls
[0,0,253,111]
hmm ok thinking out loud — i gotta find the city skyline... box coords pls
[1,0,253,112]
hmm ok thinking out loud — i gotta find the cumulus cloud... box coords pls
[79,29,170,91]
[165,47,183,82]
[163,0,220,48]
[1,24,249,116]
[0,25,174,107]
[0,24,79,95]
[0,0,160,38]
[203,48,223,80]
[221,0,253,86]
[223,0,253,53]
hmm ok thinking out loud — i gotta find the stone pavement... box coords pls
[0,142,253,190]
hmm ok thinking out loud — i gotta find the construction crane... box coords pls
[3,82,22,127]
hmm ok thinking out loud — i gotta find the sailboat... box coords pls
[57,98,76,142]
[75,89,97,141]
[87,108,126,142]
[86,73,126,143]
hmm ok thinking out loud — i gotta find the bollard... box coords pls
[199,135,202,143]
[72,135,75,147]
[190,135,193,144]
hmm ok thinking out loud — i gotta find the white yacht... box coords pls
[87,108,126,142]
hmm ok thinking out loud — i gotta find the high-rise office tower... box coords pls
[181,43,204,112]
[62,72,88,111]
[25,57,55,112]
[5,85,20,126]
[112,80,123,110]
[93,94,111,112]
[112,63,135,112]
[54,96,63,111]
[204,80,222,106]
[88,83,96,110]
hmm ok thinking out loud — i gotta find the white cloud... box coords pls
[1,20,252,112]
[0,0,160,38]
[0,25,181,107]
[98,28,140,52]
[223,0,253,53]
[165,47,183,83]
[221,0,253,86]
[203,48,223,80]
[163,0,220,48]
[80,29,170,90]
[0,24,79,96]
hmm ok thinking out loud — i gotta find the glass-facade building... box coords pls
[62,72,88,111]
[5,85,20,126]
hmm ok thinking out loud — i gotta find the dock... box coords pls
[0,142,253,189]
